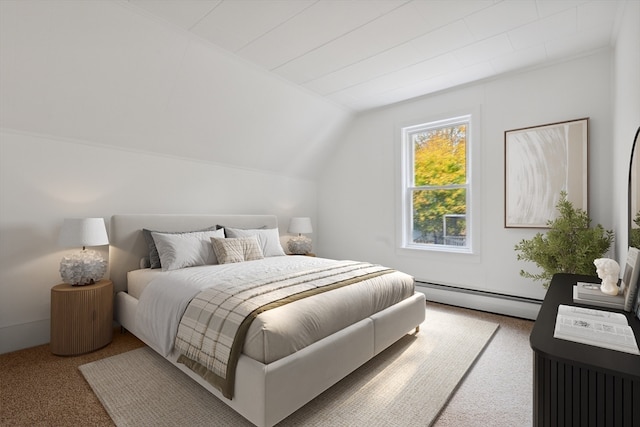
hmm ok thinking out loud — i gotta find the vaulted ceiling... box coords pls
[129,0,624,111]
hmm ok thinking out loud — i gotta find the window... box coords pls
[400,115,472,252]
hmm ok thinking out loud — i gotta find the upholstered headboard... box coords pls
[109,214,278,293]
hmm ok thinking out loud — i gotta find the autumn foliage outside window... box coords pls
[402,116,470,250]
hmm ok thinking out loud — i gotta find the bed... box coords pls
[110,214,426,427]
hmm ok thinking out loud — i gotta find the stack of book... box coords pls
[573,282,625,309]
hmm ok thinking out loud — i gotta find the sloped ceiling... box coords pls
[129,0,625,111]
[0,0,626,180]
[0,0,353,179]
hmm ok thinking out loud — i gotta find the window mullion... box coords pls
[409,184,467,191]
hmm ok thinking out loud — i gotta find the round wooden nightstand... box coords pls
[50,279,113,356]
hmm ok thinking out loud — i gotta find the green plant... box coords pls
[631,211,640,249]
[514,192,614,288]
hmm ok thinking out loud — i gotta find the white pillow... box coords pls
[151,228,225,271]
[211,236,264,264]
[224,227,286,257]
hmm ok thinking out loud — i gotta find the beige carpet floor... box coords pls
[0,303,534,426]
[0,327,145,426]
[432,304,534,426]
[79,307,498,427]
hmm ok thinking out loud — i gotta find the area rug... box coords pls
[80,307,498,427]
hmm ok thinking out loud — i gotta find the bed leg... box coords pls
[415,325,420,334]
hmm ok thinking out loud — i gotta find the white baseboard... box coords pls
[0,319,50,355]
[416,283,541,320]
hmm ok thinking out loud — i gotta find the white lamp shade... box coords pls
[58,218,109,248]
[288,217,313,234]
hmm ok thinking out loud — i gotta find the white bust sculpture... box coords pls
[593,258,620,296]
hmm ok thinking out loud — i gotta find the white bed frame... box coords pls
[110,214,426,427]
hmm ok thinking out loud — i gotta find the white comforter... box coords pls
[134,256,414,362]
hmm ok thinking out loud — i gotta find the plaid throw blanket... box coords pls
[175,260,394,399]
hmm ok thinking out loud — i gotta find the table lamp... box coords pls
[58,218,109,285]
[287,217,313,255]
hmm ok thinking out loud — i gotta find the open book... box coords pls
[553,305,640,355]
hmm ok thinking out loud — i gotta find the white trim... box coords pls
[0,319,50,354]
[395,106,482,256]
[416,283,541,321]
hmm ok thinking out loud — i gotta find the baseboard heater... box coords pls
[416,281,542,320]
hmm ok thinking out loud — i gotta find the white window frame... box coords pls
[397,110,479,255]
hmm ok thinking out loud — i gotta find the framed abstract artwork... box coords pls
[504,118,588,228]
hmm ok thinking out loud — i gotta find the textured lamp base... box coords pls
[59,249,108,286]
[288,236,312,255]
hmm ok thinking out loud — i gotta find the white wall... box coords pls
[0,0,352,180]
[1,0,636,354]
[0,129,320,353]
[612,0,640,261]
[0,0,351,354]
[317,51,615,306]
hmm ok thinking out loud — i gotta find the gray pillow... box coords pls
[151,228,225,271]
[143,226,216,269]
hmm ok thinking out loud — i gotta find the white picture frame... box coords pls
[621,247,640,313]
[636,291,640,321]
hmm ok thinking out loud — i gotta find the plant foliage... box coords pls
[631,211,640,249]
[412,125,466,240]
[514,192,614,289]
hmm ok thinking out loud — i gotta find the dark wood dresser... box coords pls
[530,273,640,427]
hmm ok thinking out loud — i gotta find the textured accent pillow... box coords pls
[211,236,264,264]
[151,228,225,271]
[224,227,286,257]
[143,226,216,269]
